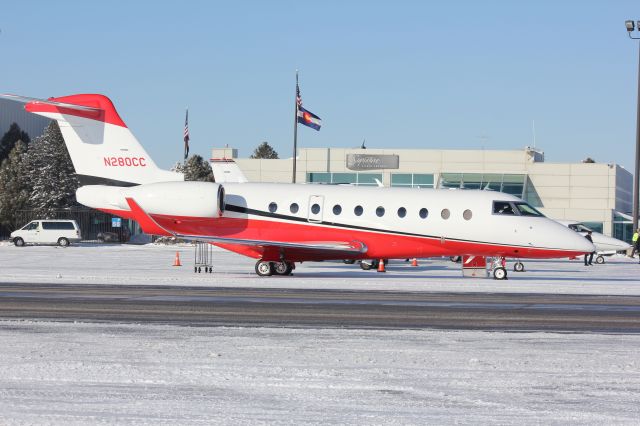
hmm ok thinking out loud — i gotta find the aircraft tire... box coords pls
[360,260,378,270]
[513,262,525,272]
[273,261,293,276]
[493,267,507,280]
[255,260,273,277]
[343,259,356,264]
[595,255,605,264]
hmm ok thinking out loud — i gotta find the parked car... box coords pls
[97,228,130,243]
[11,220,81,247]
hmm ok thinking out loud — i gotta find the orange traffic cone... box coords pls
[377,259,386,273]
[411,258,418,267]
[173,251,182,267]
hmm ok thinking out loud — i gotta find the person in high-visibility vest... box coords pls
[633,229,640,260]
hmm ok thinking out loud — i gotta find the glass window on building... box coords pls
[581,221,603,234]
[390,173,434,188]
[357,173,383,186]
[306,172,381,186]
[440,173,462,189]
[332,173,357,185]
[613,212,633,243]
[482,174,502,191]
[501,174,526,197]
[461,173,482,190]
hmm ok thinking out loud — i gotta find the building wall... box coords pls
[0,99,50,141]
[213,146,632,238]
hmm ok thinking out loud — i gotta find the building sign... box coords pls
[346,154,399,171]
[111,217,122,228]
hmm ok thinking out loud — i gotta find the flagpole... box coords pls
[292,70,299,184]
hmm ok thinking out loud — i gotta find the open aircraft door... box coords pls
[307,195,324,223]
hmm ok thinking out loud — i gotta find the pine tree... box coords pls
[183,155,214,182]
[25,122,80,217]
[250,141,279,159]
[0,123,30,164]
[0,141,31,230]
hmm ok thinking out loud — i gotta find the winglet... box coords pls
[125,197,173,236]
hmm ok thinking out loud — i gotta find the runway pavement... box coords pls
[0,283,639,332]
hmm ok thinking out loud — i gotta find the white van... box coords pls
[11,220,81,247]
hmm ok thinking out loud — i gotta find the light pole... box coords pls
[625,20,640,236]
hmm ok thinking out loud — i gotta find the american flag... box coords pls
[296,81,302,108]
[183,109,190,160]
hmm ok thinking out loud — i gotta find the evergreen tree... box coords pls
[25,122,80,217]
[250,141,279,159]
[0,141,31,230]
[0,123,30,163]
[170,161,185,174]
[183,154,214,182]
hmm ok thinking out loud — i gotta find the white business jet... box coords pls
[558,220,631,263]
[1,93,594,279]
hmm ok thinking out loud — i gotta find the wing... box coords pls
[125,197,367,260]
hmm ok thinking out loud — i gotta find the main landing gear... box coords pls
[490,257,508,280]
[255,260,294,277]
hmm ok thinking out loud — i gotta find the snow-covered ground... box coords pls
[0,321,638,425]
[1,242,640,424]
[0,242,639,295]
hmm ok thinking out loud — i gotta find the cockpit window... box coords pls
[493,201,515,215]
[492,201,544,217]
[569,223,591,232]
[514,202,544,217]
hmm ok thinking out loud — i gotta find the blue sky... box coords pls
[1,1,639,170]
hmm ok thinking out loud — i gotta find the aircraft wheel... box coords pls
[513,262,525,272]
[255,260,273,277]
[343,259,356,264]
[13,237,24,247]
[360,260,378,270]
[595,255,605,264]
[493,267,507,280]
[273,261,293,275]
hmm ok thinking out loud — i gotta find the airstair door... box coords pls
[307,195,324,223]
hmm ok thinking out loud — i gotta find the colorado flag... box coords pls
[297,106,322,131]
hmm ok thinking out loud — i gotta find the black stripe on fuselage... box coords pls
[224,203,548,251]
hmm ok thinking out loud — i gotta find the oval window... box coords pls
[333,204,342,215]
[290,203,299,214]
[311,204,320,214]
[397,207,406,218]
[463,209,472,220]
[376,206,385,217]
[268,202,277,213]
[354,205,363,216]
[441,208,450,219]
[419,208,428,219]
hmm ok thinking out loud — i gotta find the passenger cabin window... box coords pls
[441,209,450,219]
[268,202,278,213]
[376,206,385,217]
[311,204,321,214]
[354,205,363,216]
[419,208,428,219]
[290,203,299,214]
[333,204,342,215]
[397,207,406,218]
[463,209,472,220]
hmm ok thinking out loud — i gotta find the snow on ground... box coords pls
[0,242,639,295]
[0,321,638,425]
[1,243,640,424]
